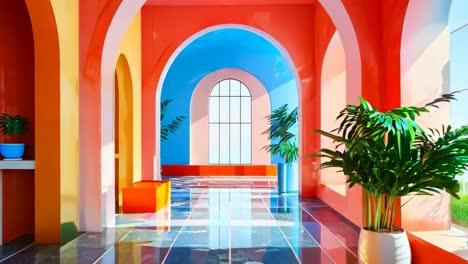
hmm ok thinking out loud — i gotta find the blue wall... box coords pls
[161,28,298,165]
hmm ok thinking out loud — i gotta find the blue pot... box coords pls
[277,163,287,193]
[286,163,299,193]
[0,143,25,159]
[277,163,298,194]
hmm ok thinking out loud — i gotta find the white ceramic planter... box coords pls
[358,228,411,264]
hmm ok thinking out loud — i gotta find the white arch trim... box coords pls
[99,0,146,229]
[318,0,361,104]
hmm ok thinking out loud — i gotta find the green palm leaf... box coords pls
[262,104,298,163]
[160,99,186,141]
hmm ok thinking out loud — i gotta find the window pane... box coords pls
[230,124,241,164]
[209,79,252,164]
[240,83,250,96]
[220,97,229,122]
[230,97,240,123]
[241,124,251,164]
[209,97,219,123]
[241,97,251,123]
[220,80,230,96]
[231,80,241,96]
[211,83,220,96]
[220,124,230,164]
[209,124,219,164]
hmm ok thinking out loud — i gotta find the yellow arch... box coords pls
[115,54,134,212]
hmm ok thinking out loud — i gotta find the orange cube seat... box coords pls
[122,180,171,213]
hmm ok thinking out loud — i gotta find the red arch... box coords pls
[141,6,315,195]
[85,0,366,229]
[340,0,409,111]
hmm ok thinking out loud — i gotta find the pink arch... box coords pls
[190,68,271,165]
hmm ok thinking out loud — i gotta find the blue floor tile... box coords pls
[0,176,359,263]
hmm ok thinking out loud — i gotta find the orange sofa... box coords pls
[122,180,171,213]
[161,165,277,176]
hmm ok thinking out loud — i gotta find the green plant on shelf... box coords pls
[160,99,186,142]
[0,113,28,139]
[262,104,298,164]
[309,91,468,233]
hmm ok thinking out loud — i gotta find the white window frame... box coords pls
[209,79,252,164]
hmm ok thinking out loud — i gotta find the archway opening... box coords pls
[97,0,363,228]
[320,32,347,196]
[157,27,299,177]
[114,54,134,213]
[401,0,453,232]
[398,2,468,259]
[0,0,35,244]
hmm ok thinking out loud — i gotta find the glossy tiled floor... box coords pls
[0,177,359,264]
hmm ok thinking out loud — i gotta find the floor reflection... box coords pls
[0,177,360,263]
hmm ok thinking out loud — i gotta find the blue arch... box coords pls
[160,28,298,165]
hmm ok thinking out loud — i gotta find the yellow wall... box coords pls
[115,55,133,210]
[50,0,79,241]
[118,12,142,184]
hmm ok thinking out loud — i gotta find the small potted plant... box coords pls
[310,92,468,264]
[0,113,28,160]
[262,104,299,193]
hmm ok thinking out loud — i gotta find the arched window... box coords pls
[209,79,251,164]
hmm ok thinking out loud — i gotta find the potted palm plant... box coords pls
[0,113,28,160]
[310,92,468,264]
[263,104,299,193]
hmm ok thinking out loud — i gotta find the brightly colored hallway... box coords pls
[0,0,468,263]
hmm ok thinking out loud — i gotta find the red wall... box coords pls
[340,0,407,112]
[338,0,409,226]
[141,5,318,196]
[0,1,35,243]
